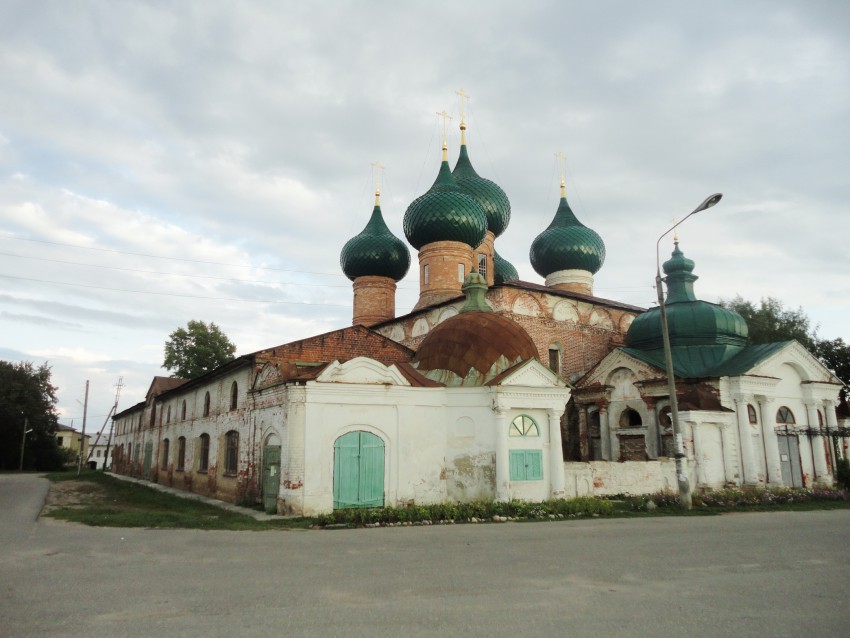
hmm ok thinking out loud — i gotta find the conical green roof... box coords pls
[494,249,519,284]
[625,242,749,377]
[529,194,606,277]
[452,145,511,237]
[340,204,410,281]
[403,159,488,250]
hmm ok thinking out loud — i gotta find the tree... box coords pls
[163,320,237,379]
[0,361,64,471]
[720,296,849,388]
[719,295,816,350]
[813,337,850,387]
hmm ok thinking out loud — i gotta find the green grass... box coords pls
[43,471,313,530]
[42,471,850,531]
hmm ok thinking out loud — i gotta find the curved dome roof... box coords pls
[403,158,488,250]
[626,243,749,374]
[452,144,511,237]
[340,204,410,281]
[413,273,538,385]
[530,191,605,278]
[493,249,519,284]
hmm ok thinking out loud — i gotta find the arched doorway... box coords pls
[262,433,281,514]
[333,431,385,509]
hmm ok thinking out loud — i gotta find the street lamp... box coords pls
[19,418,32,471]
[655,193,723,509]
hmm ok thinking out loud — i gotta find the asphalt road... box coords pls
[1,474,848,637]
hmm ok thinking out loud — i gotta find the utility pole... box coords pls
[89,377,123,471]
[76,380,89,476]
[19,417,31,471]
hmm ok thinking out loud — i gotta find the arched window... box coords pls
[230,381,238,411]
[548,346,560,374]
[198,434,210,472]
[203,392,211,417]
[224,431,239,475]
[150,405,156,428]
[619,408,642,428]
[776,406,796,425]
[161,439,169,470]
[177,437,186,472]
[509,414,539,437]
[181,400,187,421]
[747,404,758,424]
[166,405,171,424]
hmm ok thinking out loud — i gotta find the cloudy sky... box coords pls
[2,0,848,428]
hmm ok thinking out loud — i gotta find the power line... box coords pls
[1,232,344,277]
[0,273,353,306]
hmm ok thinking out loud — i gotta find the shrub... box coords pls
[835,457,850,491]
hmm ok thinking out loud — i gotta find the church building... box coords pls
[110,102,847,515]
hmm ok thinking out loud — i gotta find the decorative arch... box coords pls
[552,300,579,323]
[589,308,613,330]
[511,294,544,317]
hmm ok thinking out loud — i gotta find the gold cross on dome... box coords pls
[371,160,385,203]
[554,151,567,194]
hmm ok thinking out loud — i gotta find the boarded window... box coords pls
[161,439,169,470]
[548,347,560,374]
[177,437,186,472]
[509,450,543,481]
[224,431,239,475]
[198,434,210,472]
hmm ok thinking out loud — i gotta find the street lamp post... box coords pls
[655,193,723,510]
[19,418,32,471]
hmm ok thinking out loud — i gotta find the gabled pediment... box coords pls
[491,359,566,388]
[746,341,842,385]
[316,357,411,386]
[577,348,663,388]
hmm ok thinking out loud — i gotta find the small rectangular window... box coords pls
[548,348,560,373]
[458,263,465,283]
[423,264,429,284]
[477,253,486,278]
[509,450,544,481]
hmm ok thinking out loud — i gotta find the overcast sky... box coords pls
[2,0,848,429]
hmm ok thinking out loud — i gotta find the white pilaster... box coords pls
[548,408,566,498]
[494,407,510,502]
[733,397,758,485]
[805,402,829,482]
[758,397,784,485]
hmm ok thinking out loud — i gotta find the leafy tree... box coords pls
[813,337,850,387]
[163,320,236,379]
[720,296,816,350]
[0,361,64,471]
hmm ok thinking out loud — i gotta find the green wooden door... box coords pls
[143,442,153,480]
[333,431,384,509]
[262,445,281,514]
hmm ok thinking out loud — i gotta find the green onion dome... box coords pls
[530,187,606,278]
[452,144,511,237]
[626,242,749,375]
[340,203,410,282]
[403,154,488,250]
[493,249,519,284]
